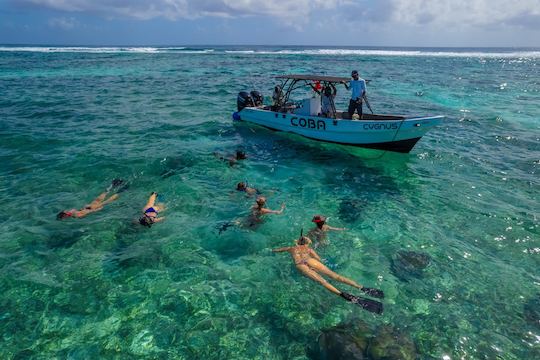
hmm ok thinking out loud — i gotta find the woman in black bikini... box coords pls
[139,192,166,227]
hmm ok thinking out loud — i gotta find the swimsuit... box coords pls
[144,207,158,221]
[293,249,311,266]
[145,207,158,215]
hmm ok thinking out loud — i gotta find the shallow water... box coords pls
[0,46,539,359]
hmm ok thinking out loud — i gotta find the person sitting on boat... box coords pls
[139,192,166,227]
[236,181,259,196]
[56,179,125,220]
[308,215,347,247]
[321,84,337,118]
[344,70,367,119]
[272,233,384,313]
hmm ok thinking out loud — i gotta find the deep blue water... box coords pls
[0,45,539,359]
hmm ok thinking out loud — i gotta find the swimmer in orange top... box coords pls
[56,179,125,220]
[272,232,384,313]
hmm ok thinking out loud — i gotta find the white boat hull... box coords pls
[235,108,443,153]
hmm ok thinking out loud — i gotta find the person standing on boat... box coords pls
[345,70,367,119]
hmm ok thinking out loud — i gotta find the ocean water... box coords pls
[0,45,538,359]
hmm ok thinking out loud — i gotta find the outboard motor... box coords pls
[250,90,263,107]
[237,91,254,111]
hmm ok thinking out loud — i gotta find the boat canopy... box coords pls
[275,74,350,83]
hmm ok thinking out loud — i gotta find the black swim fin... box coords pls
[340,292,383,314]
[361,287,384,299]
[108,179,128,192]
[111,178,124,187]
[217,221,235,235]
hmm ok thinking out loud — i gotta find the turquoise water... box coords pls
[0,46,539,359]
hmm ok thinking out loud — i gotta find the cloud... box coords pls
[506,12,540,30]
[15,0,540,30]
[48,16,78,29]
[18,0,343,21]
[388,0,540,28]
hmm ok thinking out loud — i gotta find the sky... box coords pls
[1,0,539,47]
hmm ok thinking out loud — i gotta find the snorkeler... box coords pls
[217,196,284,234]
[272,233,384,314]
[56,179,125,220]
[308,215,347,247]
[251,196,284,217]
[244,196,285,229]
[139,192,166,228]
[236,181,259,196]
[214,150,247,166]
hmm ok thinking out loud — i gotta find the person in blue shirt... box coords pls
[345,70,367,119]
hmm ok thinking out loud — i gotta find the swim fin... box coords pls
[108,179,127,192]
[340,292,383,314]
[361,287,384,299]
[217,221,235,235]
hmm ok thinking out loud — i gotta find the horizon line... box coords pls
[1,43,539,50]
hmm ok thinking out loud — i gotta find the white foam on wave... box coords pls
[0,46,214,54]
[0,46,538,58]
[253,49,540,58]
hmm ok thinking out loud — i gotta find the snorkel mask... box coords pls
[297,229,311,245]
[57,210,74,220]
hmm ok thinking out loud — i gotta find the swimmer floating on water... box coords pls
[272,232,384,314]
[249,196,285,224]
[56,179,125,220]
[217,196,284,234]
[236,181,259,196]
[139,192,166,228]
[214,150,247,167]
[308,215,347,248]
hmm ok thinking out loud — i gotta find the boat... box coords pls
[232,74,444,153]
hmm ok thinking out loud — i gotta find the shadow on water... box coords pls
[45,228,86,249]
[201,227,261,261]
[102,222,166,275]
[157,151,198,179]
[232,121,411,169]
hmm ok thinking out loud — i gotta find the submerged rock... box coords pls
[312,321,418,360]
[314,321,371,360]
[367,325,417,360]
[339,199,364,223]
[524,294,540,329]
[391,250,431,281]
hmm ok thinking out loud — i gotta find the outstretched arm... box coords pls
[272,247,291,253]
[261,203,285,215]
[327,225,347,231]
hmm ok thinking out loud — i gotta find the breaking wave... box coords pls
[1,46,539,58]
